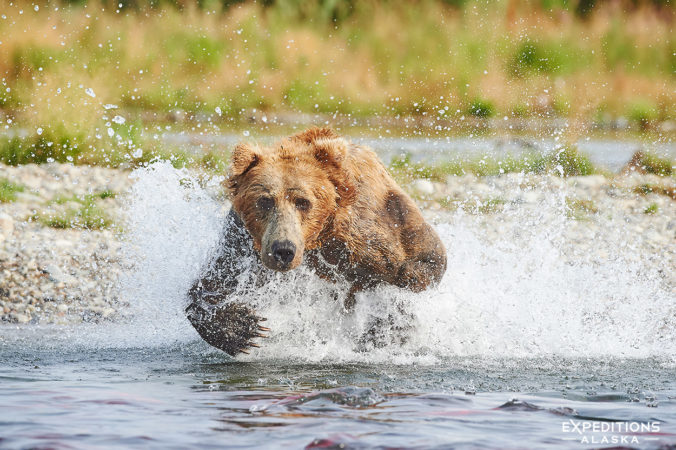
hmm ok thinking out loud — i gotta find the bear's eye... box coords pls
[295,198,311,212]
[257,197,275,212]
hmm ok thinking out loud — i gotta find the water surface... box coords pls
[1,341,674,449]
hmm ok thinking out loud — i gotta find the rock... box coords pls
[569,175,606,190]
[18,173,44,190]
[472,183,492,195]
[523,191,540,204]
[0,213,13,237]
[43,264,77,285]
[412,179,435,196]
[11,312,31,324]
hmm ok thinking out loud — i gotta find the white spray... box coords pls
[106,162,675,362]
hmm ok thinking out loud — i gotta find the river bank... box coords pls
[0,162,674,325]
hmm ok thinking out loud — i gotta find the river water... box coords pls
[1,149,675,448]
[1,340,674,448]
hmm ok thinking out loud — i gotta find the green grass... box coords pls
[550,146,595,177]
[0,0,673,136]
[624,151,674,176]
[0,135,85,165]
[644,203,658,215]
[389,146,595,182]
[634,152,673,176]
[0,131,191,168]
[467,98,495,118]
[627,100,660,130]
[95,190,116,200]
[36,205,111,229]
[0,178,24,202]
[566,198,598,220]
[472,197,506,214]
[509,38,585,78]
[33,193,113,229]
[632,184,676,200]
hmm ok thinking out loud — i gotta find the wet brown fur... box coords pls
[228,127,446,294]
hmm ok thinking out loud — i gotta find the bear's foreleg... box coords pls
[185,209,269,356]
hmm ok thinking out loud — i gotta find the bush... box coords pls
[566,198,598,220]
[509,39,579,77]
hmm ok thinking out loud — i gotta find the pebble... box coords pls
[0,163,132,325]
[569,175,606,190]
[0,213,13,238]
[43,264,77,285]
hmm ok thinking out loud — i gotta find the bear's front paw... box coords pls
[186,302,269,356]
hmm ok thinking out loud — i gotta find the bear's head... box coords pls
[227,128,355,272]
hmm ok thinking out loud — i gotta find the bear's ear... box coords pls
[290,127,339,145]
[312,138,357,207]
[227,143,261,193]
[289,127,346,169]
[313,137,346,169]
[230,143,261,178]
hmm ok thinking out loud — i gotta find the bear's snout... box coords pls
[271,240,296,267]
[259,206,304,272]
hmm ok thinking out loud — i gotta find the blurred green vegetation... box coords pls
[643,202,658,215]
[633,183,676,200]
[0,178,24,202]
[0,0,673,167]
[565,197,598,220]
[625,151,674,176]
[389,145,596,181]
[32,192,114,229]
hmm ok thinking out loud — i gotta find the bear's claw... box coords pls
[186,301,268,356]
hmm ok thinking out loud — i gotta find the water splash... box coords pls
[53,162,675,361]
[23,162,226,350]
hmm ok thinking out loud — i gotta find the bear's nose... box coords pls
[271,240,296,265]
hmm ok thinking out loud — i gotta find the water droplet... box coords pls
[85,88,96,98]
[112,115,126,125]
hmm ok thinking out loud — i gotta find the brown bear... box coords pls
[186,127,447,355]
